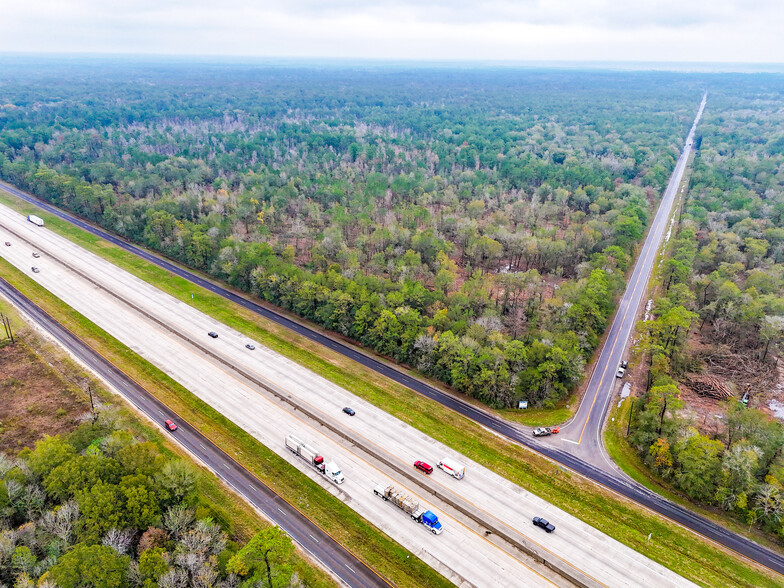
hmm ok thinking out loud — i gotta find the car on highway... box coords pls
[533,427,551,437]
[32,252,40,258]
[414,460,433,474]
[4,242,10,246]
[533,517,555,533]
[616,365,626,378]
[342,407,355,416]
[31,267,40,273]
[164,419,178,431]
[208,331,218,338]
[245,343,255,350]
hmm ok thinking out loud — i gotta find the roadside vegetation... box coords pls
[0,62,704,410]
[619,81,784,548]
[0,209,779,586]
[0,302,336,588]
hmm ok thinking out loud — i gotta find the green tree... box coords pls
[227,527,294,588]
[674,432,723,502]
[27,436,76,478]
[48,544,130,588]
[138,547,169,588]
[77,482,127,543]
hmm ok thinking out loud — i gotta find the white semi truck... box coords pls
[284,434,344,484]
[373,484,443,534]
[437,458,465,479]
[27,215,44,227]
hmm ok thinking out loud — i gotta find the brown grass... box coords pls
[0,341,88,453]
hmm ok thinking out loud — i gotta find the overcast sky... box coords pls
[1,0,781,63]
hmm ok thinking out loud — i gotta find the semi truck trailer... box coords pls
[285,435,344,483]
[373,484,443,534]
[27,215,44,227]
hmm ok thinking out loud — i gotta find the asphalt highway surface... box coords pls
[559,93,708,457]
[0,276,389,588]
[1,93,784,577]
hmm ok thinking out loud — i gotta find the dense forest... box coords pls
[630,77,784,539]
[0,411,304,587]
[0,60,704,407]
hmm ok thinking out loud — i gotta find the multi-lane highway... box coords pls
[0,200,695,587]
[0,275,389,588]
[1,92,784,579]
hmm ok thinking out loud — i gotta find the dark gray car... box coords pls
[533,517,555,533]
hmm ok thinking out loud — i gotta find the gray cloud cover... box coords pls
[0,0,781,62]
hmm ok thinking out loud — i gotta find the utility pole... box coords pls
[1,314,13,344]
[88,385,97,422]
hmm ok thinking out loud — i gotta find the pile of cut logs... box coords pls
[684,374,735,399]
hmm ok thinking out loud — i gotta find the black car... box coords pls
[342,407,356,416]
[533,517,555,533]
[621,360,629,369]
[208,331,219,338]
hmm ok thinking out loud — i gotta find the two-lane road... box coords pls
[558,93,707,460]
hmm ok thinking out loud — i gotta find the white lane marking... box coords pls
[309,534,320,543]
[344,564,356,574]
[277,508,287,515]
[199,443,206,450]
[223,463,230,470]
[562,439,580,445]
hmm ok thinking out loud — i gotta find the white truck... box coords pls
[27,215,44,227]
[324,461,345,484]
[373,484,443,534]
[437,458,465,479]
[285,435,344,483]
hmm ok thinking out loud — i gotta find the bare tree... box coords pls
[103,527,136,555]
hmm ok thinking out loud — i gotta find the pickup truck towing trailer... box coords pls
[437,458,465,479]
[373,484,443,534]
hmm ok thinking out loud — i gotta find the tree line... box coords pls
[630,79,784,540]
[0,412,303,587]
[0,61,706,407]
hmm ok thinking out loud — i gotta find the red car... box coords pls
[414,460,433,474]
[164,419,178,431]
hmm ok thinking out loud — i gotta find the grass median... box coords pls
[1,191,781,586]
[0,257,451,588]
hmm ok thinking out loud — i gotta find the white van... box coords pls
[437,458,465,479]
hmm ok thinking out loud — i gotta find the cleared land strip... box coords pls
[0,202,693,587]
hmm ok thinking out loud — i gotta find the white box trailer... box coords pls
[437,458,465,479]
[27,215,44,227]
[285,434,325,474]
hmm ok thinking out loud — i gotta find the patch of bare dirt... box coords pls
[677,325,783,435]
[0,341,88,454]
